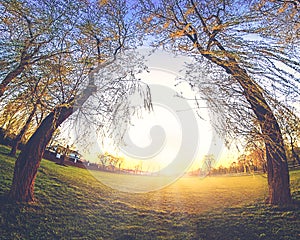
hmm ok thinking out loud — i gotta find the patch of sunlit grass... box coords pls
[0,144,299,239]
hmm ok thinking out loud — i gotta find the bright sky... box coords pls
[109,68,215,173]
[59,49,239,174]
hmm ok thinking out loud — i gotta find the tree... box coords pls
[7,75,49,156]
[98,152,123,172]
[98,153,109,170]
[276,105,300,166]
[229,161,238,174]
[244,134,267,173]
[7,0,151,202]
[108,155,123,172]
[137,0,299,204]
[203,154,215,176]
[9,103,36,156]
[237,154,248,173]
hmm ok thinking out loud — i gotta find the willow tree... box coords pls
[137,0,300,205]
[7,0,150,202]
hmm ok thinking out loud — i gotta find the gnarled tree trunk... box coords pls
[193,36,292,204]
[9,104,73,202]
[0,58,28,97]
[8,62,99,202]
[224,63,292,205]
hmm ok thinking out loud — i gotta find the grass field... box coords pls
[0,144,299,240]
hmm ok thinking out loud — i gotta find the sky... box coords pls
[58,48,236,174]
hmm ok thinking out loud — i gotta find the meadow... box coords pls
[0,145,299,240]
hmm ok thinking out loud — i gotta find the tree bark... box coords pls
[0,64,26,97]
[290,138,300,165]
[9,104,73,202]
[222,63,292,205]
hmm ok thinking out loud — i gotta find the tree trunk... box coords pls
[9,104,73,202]
[188,28,292,204]
[224,63,292,205]
[7,59,108,203]
[9,139,19,158]
[290,138,300,165]
[0,64,25,97]
[9,105,37,157]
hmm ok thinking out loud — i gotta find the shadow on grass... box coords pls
[0,193,10,205]
[195,202,300,240]
[0,146,10,155]
[55,163,68,167]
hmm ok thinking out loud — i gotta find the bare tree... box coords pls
[98,153,109,170]
[203,154,215,176]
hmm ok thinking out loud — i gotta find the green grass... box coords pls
[0,144,299,240]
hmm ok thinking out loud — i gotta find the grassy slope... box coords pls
[0,145,299,240]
